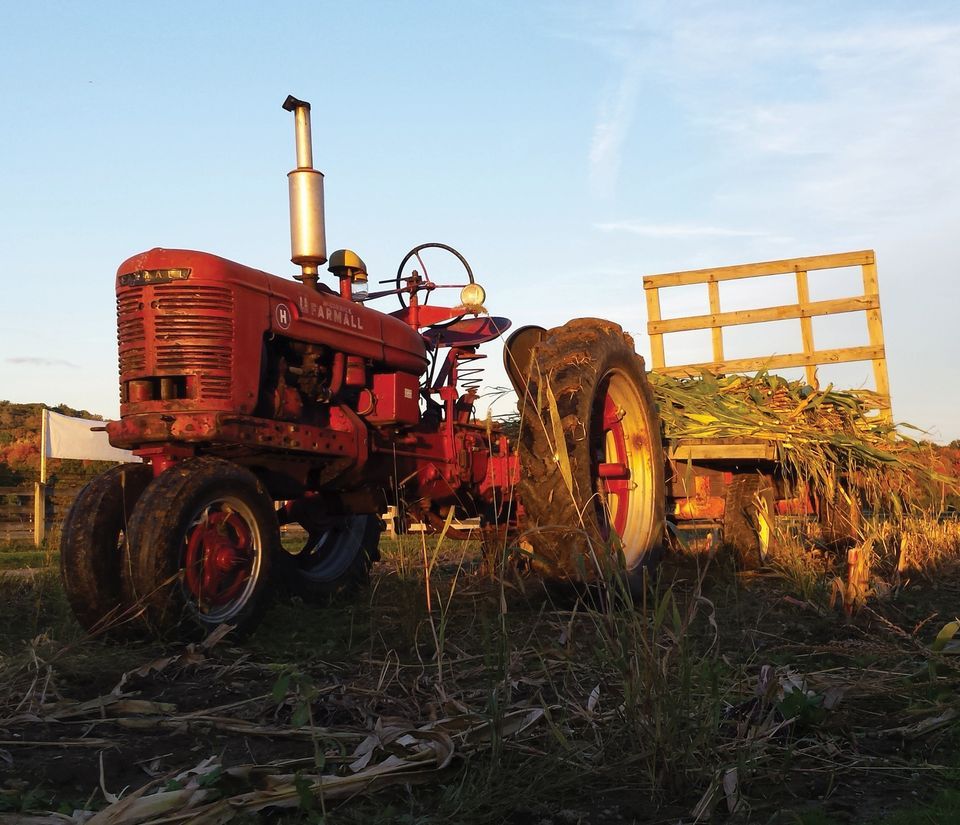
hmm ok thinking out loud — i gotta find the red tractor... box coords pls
[60,96,665,637]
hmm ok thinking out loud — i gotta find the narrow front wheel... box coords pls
[278,512,381,601]
[60,463,152,632]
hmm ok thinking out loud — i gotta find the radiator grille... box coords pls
[117,294,143,336]
[155,283,232,305]
[199,375,232,399]
[117,289,145,384]
[154,284,234,316]
[117,282,235,402]
[155,344,231,370]
[155,316,233,338]
[119,348,146,373]
[118,317,145,343]
[154,284,234,400]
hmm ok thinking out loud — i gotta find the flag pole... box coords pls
[34,408,47,547]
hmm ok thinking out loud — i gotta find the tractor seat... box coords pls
[422,316,512,349]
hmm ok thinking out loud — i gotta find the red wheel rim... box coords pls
[590,368,659,566]
[596,387,632,539]
[183,505,256,611]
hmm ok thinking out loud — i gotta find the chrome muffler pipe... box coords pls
[283,95,326,286]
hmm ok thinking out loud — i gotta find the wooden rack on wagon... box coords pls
[643,250,892,564]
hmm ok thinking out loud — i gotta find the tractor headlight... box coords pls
[460,282,486,308]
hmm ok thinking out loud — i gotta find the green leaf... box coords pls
[670,595,683,636]
[294,772,315,812]
[653,590,672,632]
[271,671,291,704]
[292,702,310,728]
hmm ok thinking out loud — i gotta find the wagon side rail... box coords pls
[643,249,891,420]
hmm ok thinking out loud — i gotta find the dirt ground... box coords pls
[1,540,958,824]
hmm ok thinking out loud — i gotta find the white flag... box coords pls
[43,409,140,463]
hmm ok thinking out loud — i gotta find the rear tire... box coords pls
[517,319,665,584]
[123,457,278,638]
[59,463,152,632]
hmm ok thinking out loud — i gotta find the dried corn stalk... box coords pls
[650,370,945,512]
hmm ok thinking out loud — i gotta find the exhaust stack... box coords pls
[283,95,326,287]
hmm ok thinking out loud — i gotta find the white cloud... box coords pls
[588,59,643,198]
[570,5,960,227]
[669,17,960,231]
[6,356,78,368]
[595,220,771,238]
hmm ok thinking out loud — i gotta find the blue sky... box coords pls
[1,1,958,441]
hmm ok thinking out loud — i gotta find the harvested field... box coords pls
[1,527,959,825]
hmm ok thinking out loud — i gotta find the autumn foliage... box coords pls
[0,401,114,486]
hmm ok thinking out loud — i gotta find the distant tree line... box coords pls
[0,401,115,487]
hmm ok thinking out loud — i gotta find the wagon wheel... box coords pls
[517,318,665,585]
[122,457,278,638]
[723,472,776,569]
[60,462,153,632]
[277,512,381,601]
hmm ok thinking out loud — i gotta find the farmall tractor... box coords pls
[60,96,665,637]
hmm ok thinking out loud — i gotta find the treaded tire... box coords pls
[517,318,665,584]
[123,457,279,638]
[277,513,381,602]
[59,463,153,632]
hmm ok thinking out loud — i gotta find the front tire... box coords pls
[123,457,279,637]
[518,319,665,583]
[60,463,153,632]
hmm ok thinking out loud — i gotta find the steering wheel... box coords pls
[394,242,475,310]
